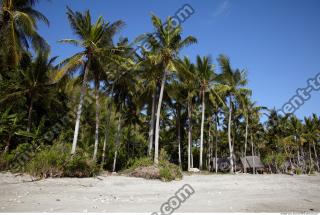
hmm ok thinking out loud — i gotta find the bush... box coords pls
[159,159,182,182]
[25,144,99,178]
[126,149,182,182]
[26,144,67,177]
[129,166,160,179]
[126,157,153,170]
[295,167,302,175]
[8,143,40,171]
[64,153,99,177]
[0,153,14,171]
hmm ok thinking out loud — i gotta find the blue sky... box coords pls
[36,0,320,119]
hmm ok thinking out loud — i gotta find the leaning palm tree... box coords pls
[195,55,215,170]
[217,54,251,173]
[56,7,126,159]
[142,15,197,165]
[0,0,49,67]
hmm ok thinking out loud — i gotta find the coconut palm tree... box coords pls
[56,7,125,158]
[0,0,49,67]
[217,54,250,173]
[195,55,215,170]
[175,57,198,170]
[0,51,57,132]
[142,15,197,165]
[303,116,319,172]
[287,115,304,167]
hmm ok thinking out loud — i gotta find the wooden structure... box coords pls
[241,156,265,172]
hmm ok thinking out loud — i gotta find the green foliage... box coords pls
[262,154,274,166]
[126,157,153,170]
[0,153,14,171]
[295,167,302,175]
[1,2,320,178]
[26,144,66,177]
[64,154,99,177]
[25,144,99,178]
[159,160,182,182]
[275,153,286,168]
[126,149,182,182]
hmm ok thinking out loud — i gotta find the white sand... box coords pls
[0,172,320,212]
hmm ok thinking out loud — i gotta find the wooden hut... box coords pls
[241,156,265,173]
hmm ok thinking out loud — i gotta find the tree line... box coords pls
[0,0,319,175]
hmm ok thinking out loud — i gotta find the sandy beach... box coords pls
[0,172,320,213]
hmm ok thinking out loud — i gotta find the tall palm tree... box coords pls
[175,57,198,170]
[287,115,304,167]
[143,15,197,165]
[303,116,319,172]
[217,54,250,173]
[56,7,125,158]
[195,55,215,170]
[0,0,49,67]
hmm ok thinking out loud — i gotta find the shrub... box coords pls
[126,157,153,170]
[9,143,40,171]
[159,159,182,182]
[26,144,67,177]
[25,144,99,178]
[295,167,302,175]
[126,149,182,182]
[0,153,14,171]
[64,153,99,177]
[129,166,160,179]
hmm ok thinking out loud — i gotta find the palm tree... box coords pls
[0,0,49,67]
[0,51,57,132]
[175,57,198,170]
[195,55,215,170]
[287,115,304,167]
[56,7,125,158]
[142,15,197,165]
[217,54,250,173]
[247,101,265,173]
[303,116,319,172]
[137,52,162,157]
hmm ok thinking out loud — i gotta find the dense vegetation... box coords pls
[0,1,319,178]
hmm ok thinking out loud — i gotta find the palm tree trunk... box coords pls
[112,115,122,172]
[27,96,34,132]
[244,115,248,173]
[101,86,115,168]
[208,123,212,171]
[251,133,255,174]
[177,105,182,167]
[191,152,194,168]
[215,114,218,173]
[228,98,234,173]
[93,80,100,161]
[148,87,157,157]
[312,141,319,172]
[187,100,192,171]
[199,89,205,170]
[101,117,110,169]
[154,71,166,165]
[309,142,313,173]
[297,140,301,167]
[71,62,89,155]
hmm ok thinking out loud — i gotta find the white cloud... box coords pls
[213,0,231,17]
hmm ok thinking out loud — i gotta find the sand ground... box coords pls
[0,172,320,213]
